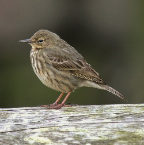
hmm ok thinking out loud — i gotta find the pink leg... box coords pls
[47,92,72,109]
[53,92,65,105]
[61,92,71,105]
[39,92,64,107]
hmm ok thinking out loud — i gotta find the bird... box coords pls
[19,29,127,109]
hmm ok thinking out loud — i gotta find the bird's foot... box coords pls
[38,104,63,109]
[38,102,74,109]
[48,104,64,109]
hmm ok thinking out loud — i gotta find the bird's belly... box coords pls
[32,64,79,93]
[30,51,80,92]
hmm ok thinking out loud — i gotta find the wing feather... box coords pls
[46,56,105,85]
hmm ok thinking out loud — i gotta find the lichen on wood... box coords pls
[0,104,144,144]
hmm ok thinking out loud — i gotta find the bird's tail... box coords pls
[84,81,127,101]
[102,85,128,102]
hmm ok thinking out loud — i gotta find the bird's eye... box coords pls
[38,39,44,43]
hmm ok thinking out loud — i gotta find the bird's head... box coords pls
[19,29,60,49]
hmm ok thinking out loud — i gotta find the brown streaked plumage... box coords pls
[19,29,127,109]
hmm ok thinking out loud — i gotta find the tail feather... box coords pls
[103,85,128,102]
[84,81,127,101]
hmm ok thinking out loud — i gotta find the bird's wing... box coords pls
[45,55,106,85]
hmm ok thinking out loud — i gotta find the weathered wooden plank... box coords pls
[0,104,144,144]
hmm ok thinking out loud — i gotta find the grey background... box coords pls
[0,0,143,107]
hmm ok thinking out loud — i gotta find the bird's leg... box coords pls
[39,92,64,107]
[53,92,65,105]
[61,92,72,107]
[47,92,72,109]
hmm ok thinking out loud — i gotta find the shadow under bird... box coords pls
[19,29,127,109]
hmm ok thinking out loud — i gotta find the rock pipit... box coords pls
[19,29,127,109]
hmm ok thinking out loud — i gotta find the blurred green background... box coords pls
[0,0,143,108]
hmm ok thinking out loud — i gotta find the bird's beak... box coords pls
[19,39,33,43]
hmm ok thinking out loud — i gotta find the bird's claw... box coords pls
[38,103,73,109]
